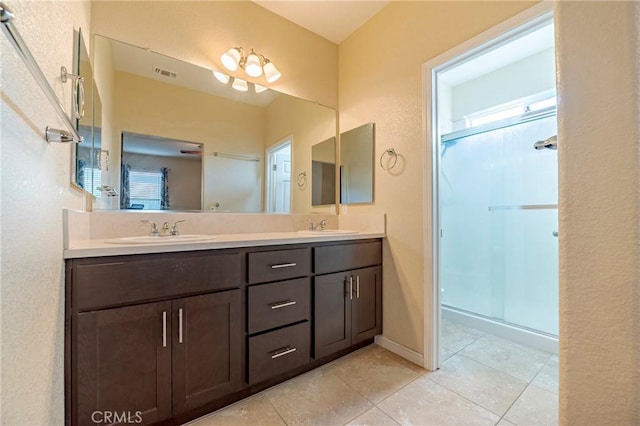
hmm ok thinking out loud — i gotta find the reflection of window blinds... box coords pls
[129,169,162,210]
[81,167,102,198]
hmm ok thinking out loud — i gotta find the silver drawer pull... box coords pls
[162,311,167,348]
[270,300,297,310]
[271,263,297,269]
[271,346,297,359]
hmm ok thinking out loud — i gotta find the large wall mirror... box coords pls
[92,35,337,213]
[340,123,374,204]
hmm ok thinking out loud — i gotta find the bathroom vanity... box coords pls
[65,235,382,425]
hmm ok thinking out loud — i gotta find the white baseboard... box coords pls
[375,335,424,367]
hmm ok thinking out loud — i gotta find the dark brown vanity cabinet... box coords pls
[67,240,382,425]
[68,252,242,425]
[313,242,383,359]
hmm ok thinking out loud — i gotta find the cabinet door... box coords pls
[172,290,242,415]
[314,272,351,358]
[76,301,172,425]
[351,266,382,344]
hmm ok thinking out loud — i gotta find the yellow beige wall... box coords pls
[339,1,537,354]
[0,1,91,424]
[556,1,640,422]
[91,1,338,108]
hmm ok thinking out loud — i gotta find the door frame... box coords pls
[421,2,555,371]
[265,136,293,213]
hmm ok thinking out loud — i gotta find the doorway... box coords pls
[266,138,292,213]
[423,4,557,372]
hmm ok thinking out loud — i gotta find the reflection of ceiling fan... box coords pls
[180,150,203,155]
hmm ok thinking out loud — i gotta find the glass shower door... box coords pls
[440,114,558,336]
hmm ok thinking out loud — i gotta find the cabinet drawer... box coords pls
[247,248,311,284]
[73,252,241,312]
[248,278,310,334]
[248,321,310,384]
[314,241,382,275]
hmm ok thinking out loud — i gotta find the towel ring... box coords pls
[379,148,398,170]
[297,171,307,188]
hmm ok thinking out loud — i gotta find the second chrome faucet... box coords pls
[141,220,186,236]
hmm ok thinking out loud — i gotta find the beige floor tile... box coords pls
[504,385,558,426]
[431,354,528,416]
[378,375,500,425]
[459,335,551,382]
[441,347,456,362]
[441,319,484,353]
[496,418,516,425]
[264,368,372,426]
[531,355,558,394]
[346,406,399,426]
[326,345,424,403]
[186,394,285,426]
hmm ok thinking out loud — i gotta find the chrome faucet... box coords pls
[306,219,328,231]
[141,220,160,237]
[171,220,186,236]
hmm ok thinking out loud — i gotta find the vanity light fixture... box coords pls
[231,77,248,92]
[220,46,281,83]
[213,70,230,84]
[254,84,268,94]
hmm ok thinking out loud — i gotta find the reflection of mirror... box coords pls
[73,29,103,198]
[121,132,202,210]
[340,123,374,204]
[312,137,336,206]
[93,35,337,212]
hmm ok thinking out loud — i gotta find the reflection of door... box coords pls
[266,139,292,213]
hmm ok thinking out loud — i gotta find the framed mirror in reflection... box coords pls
[340,123,375,204]
[92,35,337,213]
[72,29,104,199]
[312,137,336,206]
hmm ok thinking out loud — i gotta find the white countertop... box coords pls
[64,231,385,259]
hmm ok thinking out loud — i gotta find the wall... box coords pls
[451,47,555,123]
[266,94,337,213]
[0,1,91,424]
[91,1,338,108]
[339,1,536,354]
[122,153,202,210]
[556,1,640,422]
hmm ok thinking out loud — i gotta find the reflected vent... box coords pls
[153,67,177,78]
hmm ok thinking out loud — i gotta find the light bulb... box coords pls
[254,84,268,93]
[244,52,263,78]
[263,61,281,83]
[213,71,230,84]
[231,77,248,91]
[221,48,241,72]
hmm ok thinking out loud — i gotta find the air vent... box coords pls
[153,66,177,79]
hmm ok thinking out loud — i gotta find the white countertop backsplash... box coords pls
[63,210,386,258]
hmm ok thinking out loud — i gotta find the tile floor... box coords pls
[188,319,558,426]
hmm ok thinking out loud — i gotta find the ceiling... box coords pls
[253,1,390,44]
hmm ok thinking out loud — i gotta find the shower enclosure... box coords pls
[439,112,558,338]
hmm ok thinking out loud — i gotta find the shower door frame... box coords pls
[421,2,555,371]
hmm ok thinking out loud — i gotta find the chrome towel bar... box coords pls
[0,2,83,143]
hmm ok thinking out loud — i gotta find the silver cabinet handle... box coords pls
[270,300,297,310]
[271,346,297,359]
[356,275,360,299]
[349,276,353,300]
[271,263,297,269]
[162,311,167,348]
[178,308,183,344]
[74,76,85,119]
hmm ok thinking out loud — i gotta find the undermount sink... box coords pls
[297,229,359,236]
[104,234,217,244]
